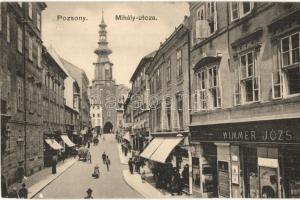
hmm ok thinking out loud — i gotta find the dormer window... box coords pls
[230,2,254,21]
[194,2,217,44]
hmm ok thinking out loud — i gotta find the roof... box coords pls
[59,57,90,85]
[130,50,157,82]
[44,45,68,79]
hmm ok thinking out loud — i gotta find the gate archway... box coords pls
[103,122,113,134]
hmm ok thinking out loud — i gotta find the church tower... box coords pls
[90,10,117,134]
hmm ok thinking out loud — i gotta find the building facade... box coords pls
[60,57,90,132]
[189,2,300,198]
[0,2,46,185]
[130,51,156,153]
[143,19,192,194]
[89,12,118,134]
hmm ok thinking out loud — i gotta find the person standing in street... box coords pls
[85,188,93,199]
[128,158,134,174]
[101,152,106,164]
[52,154,57,174]
[18,183,28,198]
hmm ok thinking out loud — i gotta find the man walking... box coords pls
[101,152,106,164]
[105,155,110,171]
[84,188,93,199]
[128,158,134,174]
[52,154,57,174]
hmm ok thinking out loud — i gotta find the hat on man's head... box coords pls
[86,188,93,193]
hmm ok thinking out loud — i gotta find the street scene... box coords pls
[1,1,300,199]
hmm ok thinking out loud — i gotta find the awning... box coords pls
[123,132,131,142]
[150,137,183,163]
[140,137,165,159]
[45,139,63,150]
[61,135,75,147]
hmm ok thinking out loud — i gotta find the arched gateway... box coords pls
[103,121,113,134]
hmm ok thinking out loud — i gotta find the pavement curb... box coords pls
[121,170,147,198]
[29,159,77,199]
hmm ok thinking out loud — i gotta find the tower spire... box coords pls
[101,9,104,23]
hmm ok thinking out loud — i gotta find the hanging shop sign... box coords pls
[190,118,300,143]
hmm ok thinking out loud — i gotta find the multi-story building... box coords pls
[42,46,67,166]
[142,17,192,194]
[188,2,300,198]
[60,57,90,132]
[0,2,46,185]
[130,51,156,153]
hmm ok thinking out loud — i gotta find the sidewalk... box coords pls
[117,144,131,165]
[122,169,170,198]
[9,157,77,198]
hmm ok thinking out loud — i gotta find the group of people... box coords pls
[151,163,189,195]
[128,157,144,174]
[92,152,111,179]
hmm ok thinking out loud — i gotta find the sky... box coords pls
[42,2,189,87]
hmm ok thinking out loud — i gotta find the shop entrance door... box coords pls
[243,147,259,198]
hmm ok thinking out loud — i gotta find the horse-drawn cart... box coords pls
[77,147,89,161]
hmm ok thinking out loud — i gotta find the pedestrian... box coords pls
[62,151,66,163]
[87,152,92,164]
[18,183,28,198]
[87,141,90,149]
[128,158,134,174]
[124,147,128,157]
[16,162,25,183]
[135,158,141,174]
[141,169,146,183]
[105,155,110,171]
[101,152,106,164]
[92,165,100,179]
[85,188,93,199]
[8,187,19,198]
[52,154,57,174]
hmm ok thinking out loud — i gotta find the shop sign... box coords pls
[191,118,300,143]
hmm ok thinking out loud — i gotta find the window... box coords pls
[17,25,23,53]
[281,33,300,68]
[17,79,24,111]
[230,2,254,21]
[97,113,100,117]
[155,68,161,90]
[194,66,221,111]
[167,59,171,82]
[195,2,217,43]
[28,37,33,60]
[93,114,95,117]
[37,12,41,30]
[28,3,32,19]
[176,49,182,76]
[165,97,172,130]
[6,15,10,43]
[239,52,260,103]
[156,103,161,130]
[176,95,183,130]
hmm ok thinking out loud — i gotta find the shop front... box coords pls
[44,137,63,167]
[61,134,76,157]
[140,133,192,194]
[190,117,300,198]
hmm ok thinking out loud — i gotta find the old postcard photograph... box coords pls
[1,1,300,198]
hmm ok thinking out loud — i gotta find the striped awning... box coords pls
[45,139,63,150]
